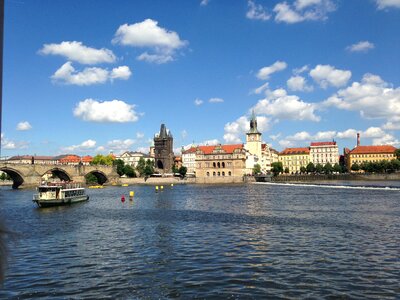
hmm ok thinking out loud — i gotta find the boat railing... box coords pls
[40,182,83,189]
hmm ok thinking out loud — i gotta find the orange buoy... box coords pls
[121,195,125,203]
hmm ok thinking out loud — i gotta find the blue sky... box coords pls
[2,0,400,156]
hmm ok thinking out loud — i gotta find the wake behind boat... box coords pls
[33,182,89,208]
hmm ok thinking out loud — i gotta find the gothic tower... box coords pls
[154,124,174,173]
[245,111,262,173]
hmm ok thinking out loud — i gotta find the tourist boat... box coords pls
[33,182,89,207]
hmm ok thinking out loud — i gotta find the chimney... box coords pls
[357,133,360,147]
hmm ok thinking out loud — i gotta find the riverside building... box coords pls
[194,144,247,183]
[347,145,397,171]
[244,111,277,174]
[279,147,310,174]
[310,141,339,166]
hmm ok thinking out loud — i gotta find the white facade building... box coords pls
[181,147,197,174]
[117,151,153,167]
[310,142,339,166]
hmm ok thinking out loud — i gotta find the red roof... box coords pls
[59,155,80,163]
[280,147,310,155]
[310,141,336,147]
[197,144,243,155]
[182,147,197,154]
[81,155,92,163]
[350,145,397,154]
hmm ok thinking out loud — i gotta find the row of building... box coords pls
[5,116,398,181]
[180,113,397,178]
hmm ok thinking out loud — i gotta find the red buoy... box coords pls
[121,195,125,203]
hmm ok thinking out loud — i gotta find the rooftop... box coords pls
[280,147,310,155]
[349,145,397,154]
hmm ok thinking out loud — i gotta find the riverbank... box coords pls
[272,173,400,182]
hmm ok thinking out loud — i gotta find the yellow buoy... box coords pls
[171,184,174,187]
[155,186,159,191]
[129,191,134,197]
[160,185,164,190]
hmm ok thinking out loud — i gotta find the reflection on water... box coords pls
[0,183,399,298]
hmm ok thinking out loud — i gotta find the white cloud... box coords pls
[110,66,132,80]
[181,130,188,139]
[74,99,139,123]
[279,139,294,148]
[1,133,28,150]
[252,82,269,94]
[376,0,400,9]
[269,133,281,141]
[274,0,335,24]
[136,132,145,139]
[372,134,400,146]
[287,75,313,92]
[105,139,135,151]
[310,64,351,88]
[61,139,97,153]
[39,41,116,65]
[112,19,187,64]
[293,65,309,75]
[223,115,270,143]
[52,62,131,86]
[383,121,400,130]
[136,52,174,64]
[203,139,220,146]
[323,73,400,120]
[194,98,204,106]
[336,129,357,139]
[246,0,271,21]
[256,61,287,80]
[253,88,320,121]
[16,121,32,131]
[346,41,375,53]
[200,0,210,6]
[209,97,224,103]
[280,126,397,147]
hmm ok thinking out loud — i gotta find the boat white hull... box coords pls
[33,195,89,208]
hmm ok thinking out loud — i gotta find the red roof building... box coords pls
[347,145,397,171]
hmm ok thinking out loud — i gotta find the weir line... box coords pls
[253,181,400,191]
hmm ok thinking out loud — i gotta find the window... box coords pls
[207,172,210,177]
[222,171,225,176]
[213,172,216,176]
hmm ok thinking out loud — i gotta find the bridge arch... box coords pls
[85,170,108,185]
[42,168,72,182]
[0,167,24,189]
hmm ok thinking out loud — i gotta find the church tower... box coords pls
[245,111,262,173]
[154,124,174,173]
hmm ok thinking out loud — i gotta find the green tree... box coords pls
[333,163,341,173]
[395,149,400,160]
[143,159,155,176]
[114,159,125,176]
[390,159,400,171]
[315,163,324,173]
[136,157,146,176]
[351,162,360,172]
[85,173,98,184]
[324,162,333,174]
[178,166,188,178]
[300,166,306,174]
[252,164,261,175]
[284,167,290,174]
[0,173,6,181]
[271,162,283,176]
[172,164,179,174]
[91,154,114,166]
[306,162,315,173]
[123,165,136,178]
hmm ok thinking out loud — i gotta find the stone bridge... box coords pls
[0,163,120,189]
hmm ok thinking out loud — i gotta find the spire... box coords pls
[248,110,260,134]
[159,124,168,138]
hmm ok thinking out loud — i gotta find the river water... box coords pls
[0,182,399,299]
